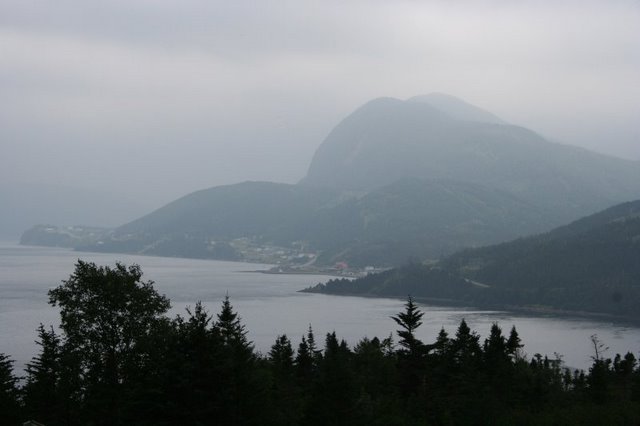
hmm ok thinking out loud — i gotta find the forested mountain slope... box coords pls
[307,200,640,318]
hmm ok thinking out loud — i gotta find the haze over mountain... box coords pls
[20,94,640,267]
[302,95,640,225]
[408,93,507,124]
[307,199,640,319]
[3,1,639,206]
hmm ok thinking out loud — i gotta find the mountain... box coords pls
[441,199,640,302]
[116,181,338,242]
[20,94,640,267]
[304,178,549,266]
[68,178,547,266]
[72,181,340,259]
[306,200,640,319]
[301,94,640,226]
[408,92,506,124]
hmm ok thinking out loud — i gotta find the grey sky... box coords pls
[1,0,639,206]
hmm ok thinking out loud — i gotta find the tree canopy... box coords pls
[5,264,639,426]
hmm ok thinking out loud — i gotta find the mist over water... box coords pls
[1,243,638,373]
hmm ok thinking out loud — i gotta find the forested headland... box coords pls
[306,200,640,320]
[2,261,640,425]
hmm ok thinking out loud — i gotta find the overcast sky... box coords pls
[1,0,639,206]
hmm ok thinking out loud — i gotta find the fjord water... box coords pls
[1,243,639,372]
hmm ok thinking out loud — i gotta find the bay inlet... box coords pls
[1,243,639,372]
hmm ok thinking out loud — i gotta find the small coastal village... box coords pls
[20,224,385,278]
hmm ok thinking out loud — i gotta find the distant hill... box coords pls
[116,181,338,242]
[79,181,339,259]
[441,199,640,310]
[306,200,640,319]
[68,178,548,266]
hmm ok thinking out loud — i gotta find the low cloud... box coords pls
[1,0,638,203]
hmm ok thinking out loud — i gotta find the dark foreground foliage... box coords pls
[4,262,640,425]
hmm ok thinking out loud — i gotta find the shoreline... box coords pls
[242,269,345,277]
[243,266,363,277]
[14,242,640,325]
[301,289,640,326]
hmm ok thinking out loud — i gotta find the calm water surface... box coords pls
[1,243,639,372]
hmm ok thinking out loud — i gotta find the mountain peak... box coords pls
[408,93,506,124]
[301,94,640,223]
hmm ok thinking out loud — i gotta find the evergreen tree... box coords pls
[306,324,322,361]
[270,334,294,375]
[433,327,451,357]
[391,296,425,357]
[296,324,322,389]
[269,335,301,425]
[214,296,267,425]
[618,352,637,377]
[451,319,481,366]
[446,319,483,421]
[308,332,355,426]
[589,357,612,403]
[353,336,397,399]
[506,325,523,359]
[483,323,509,367]
[295,335,314,384]
[152,301,224,425]
[0,352,21,424]
[23,324,66,425]
[217,295,252,352]
[391,297,427,400]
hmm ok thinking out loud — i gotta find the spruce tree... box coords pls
[217,295,252,352]
[506,325,523,359]
[451,319,481,365]
[391,296,425,357]
[391,297,427,398]
[295,335,314,385]
[269,334,301,425]
[309,332,355,426]
[434,327,451,357]
[23,324,64,425]
[0,353,21,424]
[484,323,508,367]
[306,324,322,361]
[214,296,267,425]
[270,334,294,375]
[159,301,223,425]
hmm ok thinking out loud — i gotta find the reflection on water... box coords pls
[1,243,639,371]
